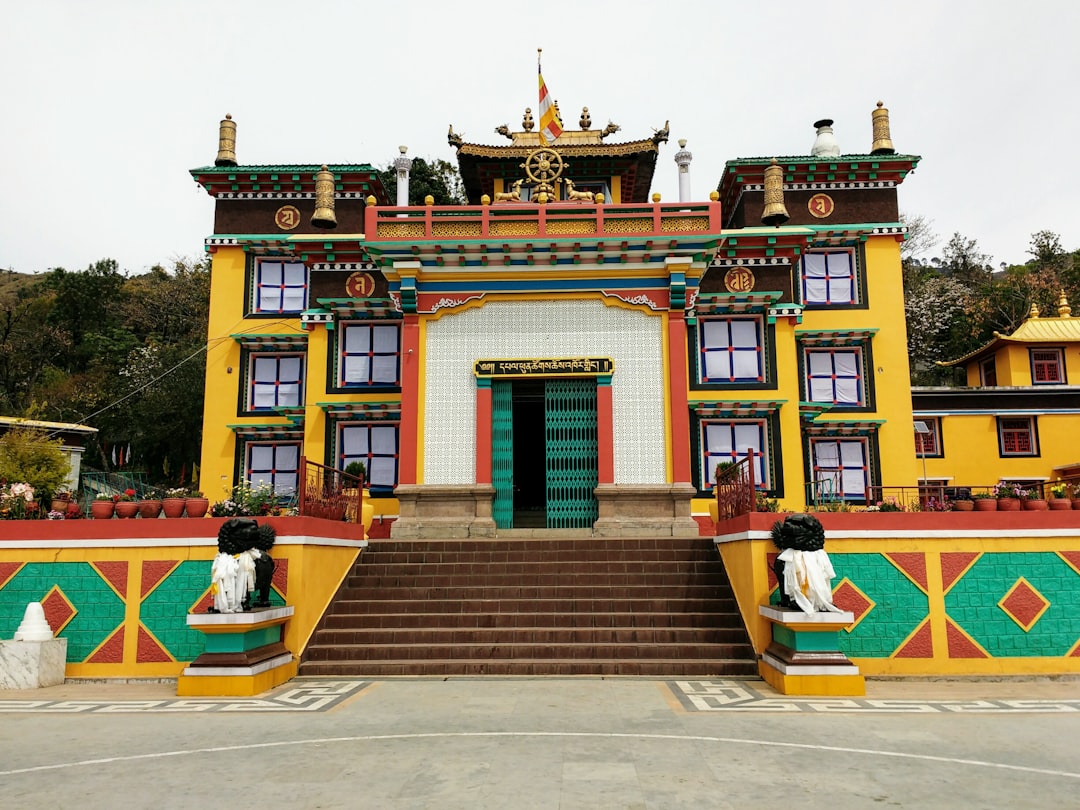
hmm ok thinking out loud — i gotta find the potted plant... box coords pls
[162,487,188,518]
[138,488,163,519]
[1048,483,1072,510]
[91,492,115,519]
[1022,487,1048,511]
[114,489,139,519]
[51,489,73,513]
[972,492,997,511]
[185,489,209,518]
[993,482,1024,511]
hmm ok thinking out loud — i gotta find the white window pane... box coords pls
[804,278,827,302]
[276,383,300,406]
[250,445,275,469]
[369,457,396,487]
[274,473,298,495]
[282,263,306,285]
[371,426,397,454]
[372,355,397,382]
[833,353,858,376]
[733,424,760,456]
[345,327,371,352]
[704,353,733,379]
[804,254,827,277]
[731,352,758,378]
[342,427,370,456]
[279,356,302,381]
[829,278,854,302]
[253,357,276,382]
[729,320,758,347]
[373,325,399,352]
[705,424,733,454]
[841,469,866,496]
[258,288,282,311]
[260,263,283,285]
[701,320,729,349]
[252,386,277,408]
[343,356,371,383]
[809,379,834,401]
[814,442,840,467]
[250,471,273,488]
[281,288,305,310]
[840,441,864,465]
[834,378,860,404]
[275,444,299,470]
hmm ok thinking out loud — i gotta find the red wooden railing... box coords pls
[298,457,364,522]
[715,456,756,519]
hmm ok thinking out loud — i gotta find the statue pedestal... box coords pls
[757,605,865,696]
[177,606,297,697]
[0,638,67,689]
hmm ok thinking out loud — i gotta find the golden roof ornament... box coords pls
[599,121,620,140]
[215,113,237,167]
[1029,302,1040,319]
[871,101,895,155]
[494,124,513,140]
[580,107,592,129]
[522,108,535,132]
[761,158,790,226]
[311,165,337,229]
[1059,290,1072,317]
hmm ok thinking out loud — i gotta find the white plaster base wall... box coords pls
[424,299,667,485]
[0,638,68,689]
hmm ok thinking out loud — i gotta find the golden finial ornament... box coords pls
[311,165,337,229]
[523,107,535,132]
[871,101,895,155]
[1058,290,1072,317]
[481,194,491,206]
[761,158,790,226]
[424,195,434,206]
[594,192,605,204]
[1029,302,1040,319]
[652,192,661,203]
[580,107,591,129]
[365,195,377,206]
[709,190,720,202]
[215,114,237,166]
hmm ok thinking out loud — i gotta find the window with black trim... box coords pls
[980,357,997,386]
[247,353,304,412]
[698,316,765,384]
[914,417,943,457]
[1030,349,1065,384]
[998,416,1038,457]
[338,322,401,387]
[244,441,301,496]
[803,347,865,407]
[252,259,308,314]
[801,249,859,306]
[699,419,770,490]
[809,437,870,500]
[337,422,399,491]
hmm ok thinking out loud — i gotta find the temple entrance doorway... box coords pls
[491,377,599,530]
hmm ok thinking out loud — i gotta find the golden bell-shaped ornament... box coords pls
[311,165,337,229]
[215,114,237,166]
[761,159,789,226]
[871,101,895,155]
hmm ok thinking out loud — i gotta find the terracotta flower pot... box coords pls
[973,498,997,511]
[90,500,115,519]
[51,498,71,513]
[1022,498,1048,511]
[1049,498,1072,510]
[162,498,187,518]
[952,500,974,512]
[138,499,163,519]
[115,501,139,519]
[996,497,1021,511]
[185,497,209,518]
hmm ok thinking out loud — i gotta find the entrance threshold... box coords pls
[494,528,596,539]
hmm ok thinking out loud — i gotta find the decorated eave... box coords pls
[689,400,786,418]
[190,164,389,201]
[453,138,662,204]
[794,328,878,346]
[317,401,401,419]
[803,418,885,435]
[717,154,921,227]
[938,297,1080,367]
[808,223,907,247]
[203,234,371,267]
[226,421,305,438]
[231,332,309,350]
[714,226,812,264]
[315,298,402,319]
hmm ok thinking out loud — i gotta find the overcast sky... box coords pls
[3,1,1077,275]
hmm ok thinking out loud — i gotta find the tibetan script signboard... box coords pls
[475,358,614,377]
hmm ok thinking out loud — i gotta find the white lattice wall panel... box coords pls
[424,300,667,484]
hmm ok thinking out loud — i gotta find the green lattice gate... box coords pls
[491,380,515,528]
[544,379,599,529]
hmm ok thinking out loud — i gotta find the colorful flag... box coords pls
[538,52,562,146]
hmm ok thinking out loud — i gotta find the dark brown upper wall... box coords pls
[730,187,899,229]
[213,199,369,235]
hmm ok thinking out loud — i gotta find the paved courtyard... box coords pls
[1,677,1078,808]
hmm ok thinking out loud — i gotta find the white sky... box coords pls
[2,0,1077,274]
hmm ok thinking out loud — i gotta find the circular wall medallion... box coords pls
[274,205,301,230]
[807,193,835,219]
[345,271,376,298]
[724,266,755,293]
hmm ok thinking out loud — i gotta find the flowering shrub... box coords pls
[47,509,66,520]
[0,482,40,520]
[115,488,137,502]
[165,487,188,499]
[210,482,280,517]
[993,482,1027,499]
[922,496,952,512]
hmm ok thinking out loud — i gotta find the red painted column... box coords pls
[597,375,615,484]
[397,314,421,485]
[668,311,693,484]
[475,379,493,484]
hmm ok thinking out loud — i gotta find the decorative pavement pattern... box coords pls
[0,680,368,714]
[669,680,1080,714]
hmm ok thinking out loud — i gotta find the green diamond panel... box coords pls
[0,562,124,662]
[545,378,598,529]
[492,379,514,529]
[944,552,1080,657]
[829,553,929,657]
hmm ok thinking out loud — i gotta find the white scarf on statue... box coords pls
[777,548,842,614]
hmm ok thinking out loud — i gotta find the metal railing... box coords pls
[715,457,756,519]
[297,457,363,522]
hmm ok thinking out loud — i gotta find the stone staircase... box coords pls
[299,537,757,677]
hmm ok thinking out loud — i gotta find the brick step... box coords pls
[364,538,716,550]
[303,641,756,662]
[345,571,727,588]
[297,658,760,677]
[349,559,725,576]
[320,611,738,630]
[323,597,739,614]
[360,550,721,565]
[333,584,731,601]
[309,626,751,646]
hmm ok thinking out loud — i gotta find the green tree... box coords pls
[0,425,71,496]
[377,157,466,205]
